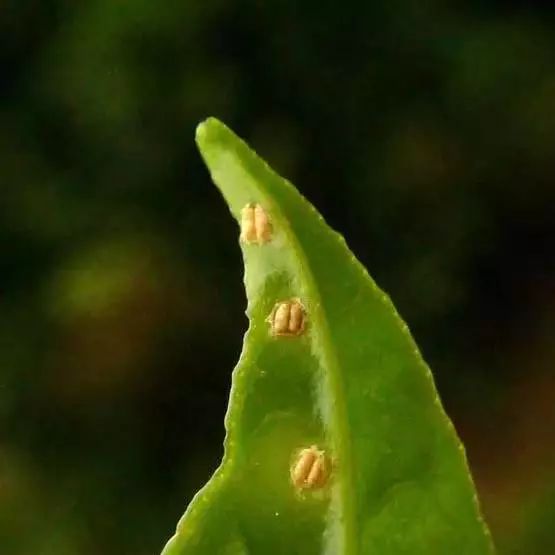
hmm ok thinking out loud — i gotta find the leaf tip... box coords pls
[195,117,228,149]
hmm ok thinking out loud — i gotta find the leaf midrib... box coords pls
[248,175,358,555]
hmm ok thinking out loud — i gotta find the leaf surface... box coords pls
[161,118,494,555]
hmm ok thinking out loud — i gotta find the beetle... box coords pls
[290,445,329,490]
[268,299,306,336]
[240,203,272,244]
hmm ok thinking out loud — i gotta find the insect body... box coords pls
[290,445,329,490]
[268,299,306,336]
[240,203,272,244]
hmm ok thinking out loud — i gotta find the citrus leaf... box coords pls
[161,118,495,555]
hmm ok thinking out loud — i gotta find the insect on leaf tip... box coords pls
[240,203,272,244]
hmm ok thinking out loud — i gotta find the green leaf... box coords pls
[161,118,494,555]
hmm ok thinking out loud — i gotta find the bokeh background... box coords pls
[2,1,555,553]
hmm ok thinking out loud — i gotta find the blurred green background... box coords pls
[1,1,555,553]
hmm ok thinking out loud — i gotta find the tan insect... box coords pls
[268,298,306,336]
[290,445,329,490]
[240,203,272,244]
